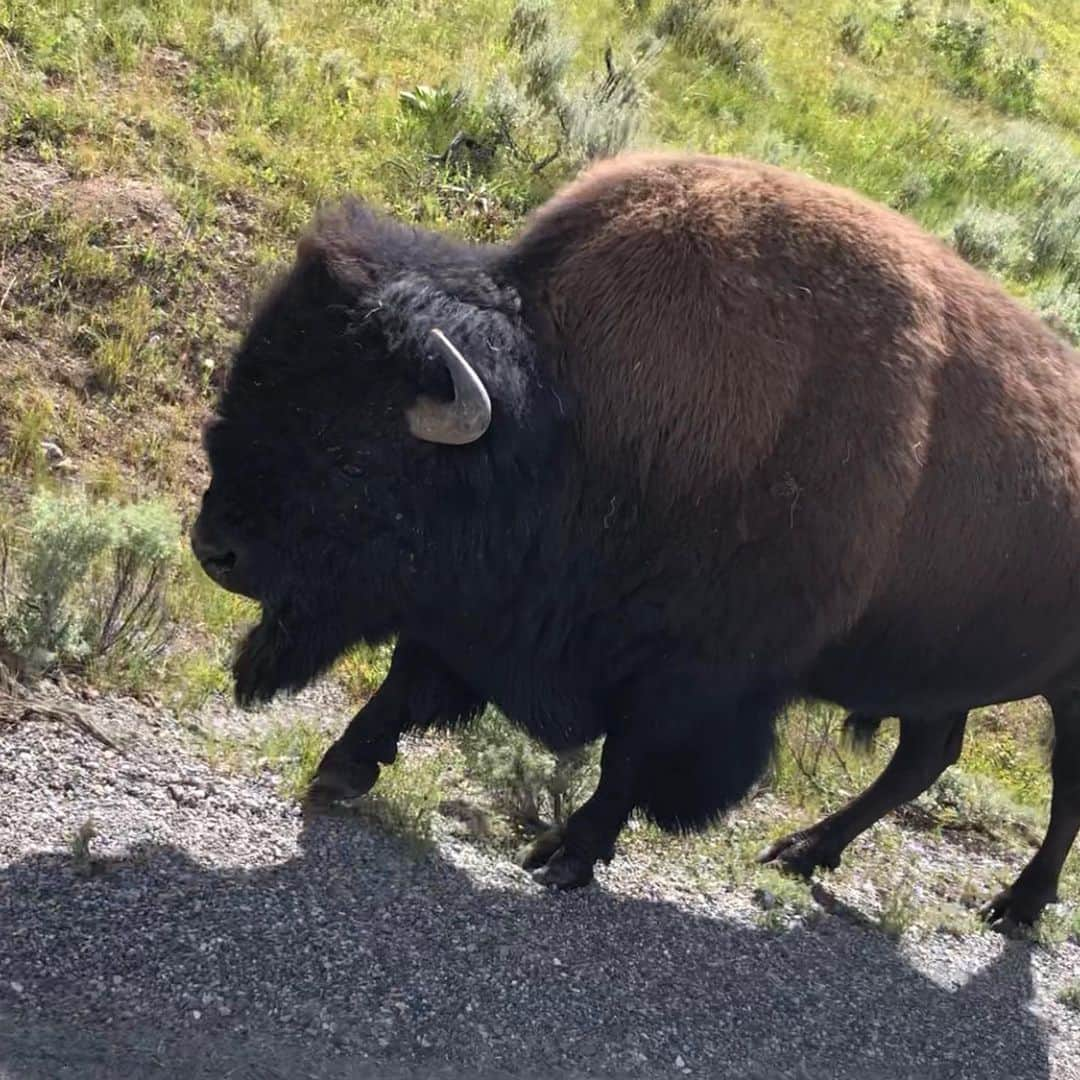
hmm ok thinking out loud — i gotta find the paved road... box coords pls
[1,697,1078,1080]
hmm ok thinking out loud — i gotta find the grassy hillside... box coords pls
[2,0,1078,501]
[1,0,1078,930]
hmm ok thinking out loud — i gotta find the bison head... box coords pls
[190,202,554,706]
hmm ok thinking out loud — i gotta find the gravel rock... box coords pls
[1,687,1079,1080]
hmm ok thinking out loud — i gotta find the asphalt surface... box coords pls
[2,690,1078,1080]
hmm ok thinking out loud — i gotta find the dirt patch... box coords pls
[149,46,194,83]
[0,156,69,211]
[1,153,184,246]
[65,176,184,245]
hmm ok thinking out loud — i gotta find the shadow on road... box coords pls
[0,810,1051,1080]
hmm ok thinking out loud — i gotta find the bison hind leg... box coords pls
[633,681,783,833]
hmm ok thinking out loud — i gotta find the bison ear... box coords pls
[405,329,492,445]
[295,202,381,289]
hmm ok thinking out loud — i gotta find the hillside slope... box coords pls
[2,0,1079,513]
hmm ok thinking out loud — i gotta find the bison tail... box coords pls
[632,681,783,833]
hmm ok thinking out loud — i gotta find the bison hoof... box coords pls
[757,829,842,879]
[306,758,381,805]
[980,884,1057,930]
[519,826,567,871]
[530,848,595,890]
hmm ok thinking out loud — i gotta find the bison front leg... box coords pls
[308,638,484,804]
[525,670,781,890]
[525,731,637,889]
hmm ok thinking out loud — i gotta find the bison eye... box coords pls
[339,462,365,478]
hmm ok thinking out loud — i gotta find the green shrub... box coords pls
[86,500,181,686]
[890,169,934,210]
[836,10,867,56]
[931,12,989,97]
[1034,283,1080,344]
[877,874,918,939]
[1,493,180,681]
[912,768,1042,841]
[1028,195,1080,278]
[830,77,879,115]
[460,707,599,829]
[655,0,766,87]
[506,0,557,53]
[949,206,1031,274]
[559,42,661,162]
[3,493,116,669]
[992,53,1040,116]
[209,1,287,79]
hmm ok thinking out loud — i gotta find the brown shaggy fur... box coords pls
[508,153,1080,710]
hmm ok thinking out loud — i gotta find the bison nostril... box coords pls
[191,526,238,575]
[206,551,237,572]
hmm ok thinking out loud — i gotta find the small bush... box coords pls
[1028,195,1080,278]
[912,768,1042,842]
[931,12,989,97]
[460,707,599,830]
[318,48,363,102]
[890,169,934,211]
[100,6,156,70]
[1059,982,1080,1013]
[506,0,556,53]
[3,493,116,669]
[656,0,766,86]
[559,43,660,162]
[878,874,918,939]
[654,0,712,41]
[949,206,1031,274]
[1,493,180,680]
[830,77,878,115]
[836,11,867,56]
[519,30,575,108]
[209,1,285,78]
[87,500,180,687]
[1034,283,1080,345]
[992,53,1040,116]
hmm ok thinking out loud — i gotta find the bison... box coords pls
[191,152,1080,925]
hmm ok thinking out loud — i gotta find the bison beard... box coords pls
[194,152,1080,924]
[233,603,356,708]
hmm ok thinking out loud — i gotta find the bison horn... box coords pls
[406,328,492,445]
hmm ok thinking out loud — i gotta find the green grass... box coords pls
[200,717,452,851]
[1059,981,1080,1013]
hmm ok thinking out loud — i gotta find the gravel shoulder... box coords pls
[2,686,1079,1080]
